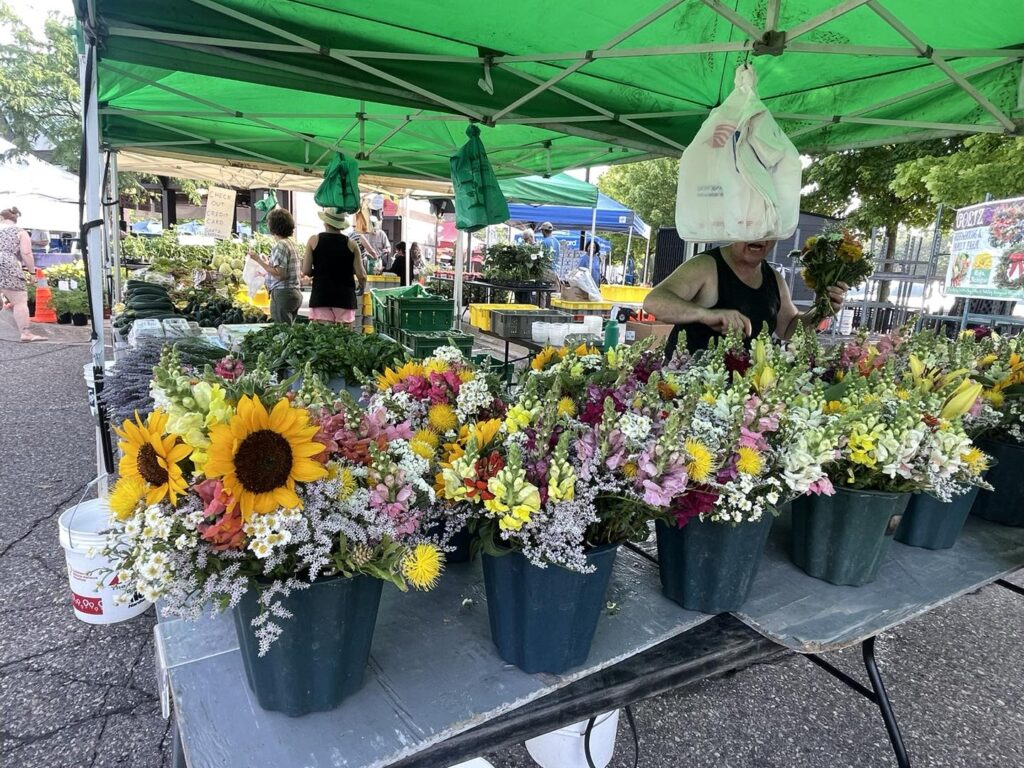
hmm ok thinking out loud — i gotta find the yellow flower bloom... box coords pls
[504,405,533,434]
[801,267,817,291]
[376,361,424,391]
[556,397,577,418]
[961,447,989,476]
[847,433,877,467]
[895,388,910,400]
[735,447,764,476]
[336,467,357,501]
[701,392,716,404]
[983,388,1005,408]
[414,429,440,449]
[402,543,444,590]
[978,354,997,368]
[114,409,192,507]
[107,476,149,521]
[823,400,846,414]
[205,395,327,521]
[427,404,458,433]
[469,419,502,449]
[410,438,435,460]
[623,461,638,479]
[424,359,449,376]
[458,369,475,383]
[685,440,714,483]
[531,346,566,371]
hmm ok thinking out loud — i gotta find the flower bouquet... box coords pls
[103,357,443,715]
[481,242,552,284]
[790,347,983,583]
[368,345,508,558]
[796,231,874,322]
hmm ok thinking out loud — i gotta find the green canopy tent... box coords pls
[499,173,599,207]
[74,0,1024,373]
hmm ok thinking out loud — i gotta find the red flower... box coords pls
[194,479,246,551]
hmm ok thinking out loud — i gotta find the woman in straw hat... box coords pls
[302,208,366,325]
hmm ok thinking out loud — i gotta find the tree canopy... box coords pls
[597,157,679,239]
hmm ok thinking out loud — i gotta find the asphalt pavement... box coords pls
[1,329,1022,768]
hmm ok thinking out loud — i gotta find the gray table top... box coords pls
[734,509,1024,653]
[158,548,711,768]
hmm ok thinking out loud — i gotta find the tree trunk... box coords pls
[875,223,898,330]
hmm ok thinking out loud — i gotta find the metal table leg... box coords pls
[805,636,910,767]
[170,714,188,768]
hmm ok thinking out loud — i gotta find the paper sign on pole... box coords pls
[945,196,1024,300]
[204,186,237,240]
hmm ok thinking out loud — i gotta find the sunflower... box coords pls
[108,476,149,521]
[427,403,458,433]
[556,397,577,418]
[402,543,444,590]
[115,410,192,506]
[205,395,327,520]
[376,361,425,391]
[685,439,714,483]
[531,346,565,372]
[735,447,764,476]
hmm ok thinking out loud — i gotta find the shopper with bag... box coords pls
[0,207,44,341]
[303,208,366,326]
[248,209,302,324]
[644,241,848,358]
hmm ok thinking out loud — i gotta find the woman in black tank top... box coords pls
[643,241,850,359]
[303,208,367,324]
[666,247,780,357]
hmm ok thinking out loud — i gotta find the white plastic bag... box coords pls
[565,267,603,302]
[242,256,267,298]
[675,65,801,242]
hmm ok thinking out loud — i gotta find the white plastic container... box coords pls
[525,710,620,768]
[549,323,570,347]
[532,322,550,344]
[58,498,151,624]
[582,316,603,336]
[446,760,494,768]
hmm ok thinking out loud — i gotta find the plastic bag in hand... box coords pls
[242,256,267,299]
[566,267,603,302]
[675,65,800,242]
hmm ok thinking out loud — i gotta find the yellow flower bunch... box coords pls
[483,446,541,531]
[376,361,425,391]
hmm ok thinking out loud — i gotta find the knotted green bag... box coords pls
[450,124,509,233]
[315,153,361,213]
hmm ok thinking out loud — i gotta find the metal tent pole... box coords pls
[109,151,123,308]
[453,230,465,328]
[588,205,598,280]
[643,236,652,285]
[624,228,633,284]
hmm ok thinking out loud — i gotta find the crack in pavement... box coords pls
[0,477,94,558]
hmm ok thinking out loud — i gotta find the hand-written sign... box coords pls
[204,187,237,240]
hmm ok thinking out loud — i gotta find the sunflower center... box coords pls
[137,444,169,486]
[234,429,293,493]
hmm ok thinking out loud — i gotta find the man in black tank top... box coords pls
[643,240,849,358]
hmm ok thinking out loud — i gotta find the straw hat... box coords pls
[318,208,350,228]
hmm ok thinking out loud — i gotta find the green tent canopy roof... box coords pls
[78,0,1024,182]
[498,173,599,207]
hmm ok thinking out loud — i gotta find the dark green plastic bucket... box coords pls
[896,488,980,549]
[233,574,383,716]
[791,488,910,586]
[971,439,1024,526]
[655,513,774,613]
[481,545,618,674]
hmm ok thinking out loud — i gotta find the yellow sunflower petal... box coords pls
[292,458,328,482]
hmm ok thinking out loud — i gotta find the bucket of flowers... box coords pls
[103,357,443,716]
[652,331,837,613]
[368,345,508,561]
[887,332,994,548]
[788,333,984,585]
[961,331,1024,526]
[440,342,675,674]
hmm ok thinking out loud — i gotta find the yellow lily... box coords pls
[940,380,983,420]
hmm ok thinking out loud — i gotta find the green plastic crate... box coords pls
[388,296,454,333]
[405,330,474,359]
[371,285,428,332]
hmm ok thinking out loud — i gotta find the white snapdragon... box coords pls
[619,413,653,445]
[455,376,493,423]
[430,346,465,364]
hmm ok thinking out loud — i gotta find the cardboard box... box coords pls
[559,285,591,302]
[624,320,673,344]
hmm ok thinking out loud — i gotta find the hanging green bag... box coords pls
[253,189,277,234]
[450,124,509,233]
[315,153,361,213]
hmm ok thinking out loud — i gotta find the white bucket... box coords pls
[446,760,494,768]
[58,498,151,624]
[525,710,620,768]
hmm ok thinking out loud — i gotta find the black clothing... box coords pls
[387,254,415,287]
[665,247,781,358]
[309,232,357,309]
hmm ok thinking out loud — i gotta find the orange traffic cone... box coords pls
[31,268,57,323]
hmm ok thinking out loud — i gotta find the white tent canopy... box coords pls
[0,139,81,233]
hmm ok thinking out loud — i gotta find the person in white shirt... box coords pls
[363,216,391,271]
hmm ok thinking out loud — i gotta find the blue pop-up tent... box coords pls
[507,192,650,239]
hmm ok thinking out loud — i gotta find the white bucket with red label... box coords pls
[58,498,151,624]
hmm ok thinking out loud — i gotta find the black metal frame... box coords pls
[995,578,1024,597]
[806,637,910,767]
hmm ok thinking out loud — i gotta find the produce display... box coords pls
[113,280,185,336]
[178,288,267,327]
[238,322,407,385]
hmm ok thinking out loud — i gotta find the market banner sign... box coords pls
[946,196,1024,300]
[204,186,237,240]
